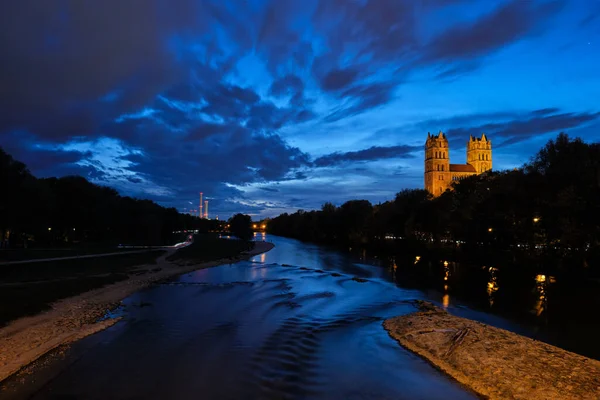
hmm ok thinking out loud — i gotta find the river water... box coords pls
[1,234,571,399]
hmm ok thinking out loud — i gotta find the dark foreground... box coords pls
[0,236,477,399]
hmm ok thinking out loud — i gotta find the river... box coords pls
[1,234,587,399]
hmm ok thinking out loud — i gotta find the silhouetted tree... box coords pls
[0,146,220,248]
[266,133,600,277]
[229,213,253,240]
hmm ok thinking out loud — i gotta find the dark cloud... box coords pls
[0,0,208,139]
[422,1,563,63]
[447,109,600,146]
[270,75,304,97]
[314,145,420,167]
[313,0,417,63]
[320,68,360,92]
[324,82,397,122]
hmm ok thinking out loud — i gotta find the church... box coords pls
[424,132,492,196]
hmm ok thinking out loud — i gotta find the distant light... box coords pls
[443,261,449,267]
[253,224,257,229]
[533,217,540,223]
[535,274,546,283]
[488,228,493,232]
[261,224,266,229]
[48,227,52,231]
[73,228,76,231]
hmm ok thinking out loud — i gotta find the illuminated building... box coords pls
[424,132,492,196]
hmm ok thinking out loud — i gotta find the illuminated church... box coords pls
[424,132,492,196]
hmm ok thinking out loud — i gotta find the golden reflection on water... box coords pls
[260,252,266,263]
[533,274,553,317]
[487,267,499,307]
[388,258,398,284]
[442,284,450,309]
[443,261,450,281]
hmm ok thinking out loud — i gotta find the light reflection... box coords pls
[487,266,499,307]
[442,293,450,309]
[443,261,450,281]
[414,256,421,264]
[260,252,266,263]
[533,274,552,317]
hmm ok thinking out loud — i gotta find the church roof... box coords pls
[450,164,476,173]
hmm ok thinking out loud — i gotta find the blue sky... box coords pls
[1,0,599,218]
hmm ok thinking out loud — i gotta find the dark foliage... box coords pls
[228,213,253,240]
[268,134,600,276]
[0,147,221,248]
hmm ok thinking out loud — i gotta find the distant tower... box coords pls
[199,192,203,219]
[204,200,208,219]
[467,134,492,173]
[424,131,450,196]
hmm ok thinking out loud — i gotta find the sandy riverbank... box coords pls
[384,302,600,400]
[0,241,274,383]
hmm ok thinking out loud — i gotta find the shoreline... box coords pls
[384,302,600,400]
[0,241,274,383]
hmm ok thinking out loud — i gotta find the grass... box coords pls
[167,234,254,263]
[0,247,135,263]
[0,236,253,326]
[0,250,165,326]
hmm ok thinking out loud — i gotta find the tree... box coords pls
[229,213,253,240]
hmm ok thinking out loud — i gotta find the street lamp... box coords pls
[48,227,52,231]
[488,227,493,232]
[533,217,540,223]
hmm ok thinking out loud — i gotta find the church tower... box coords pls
[466,134,492,173]
[424,132,450,196]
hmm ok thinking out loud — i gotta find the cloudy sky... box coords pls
[1,0,599,218]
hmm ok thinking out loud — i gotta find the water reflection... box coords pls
[253,231,267,241]
[442,284,450,309]
[1,236,479,400]
[533,274,551,317]
[443,260,450,281]
[487,267,499,307]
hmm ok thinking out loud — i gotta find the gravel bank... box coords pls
[0,241,274,383]
[384,302,600,400]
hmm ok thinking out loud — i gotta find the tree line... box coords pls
[268,134,600,274]
[0,147,221,248]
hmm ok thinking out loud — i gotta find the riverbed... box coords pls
[0,235,534,399]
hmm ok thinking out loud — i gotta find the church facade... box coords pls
[424,132,492,196]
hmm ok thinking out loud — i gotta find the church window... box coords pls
[441,165,444,171]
